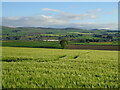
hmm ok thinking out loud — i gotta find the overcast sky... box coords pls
[2,2,118,30]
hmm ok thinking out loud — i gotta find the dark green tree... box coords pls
[60,39,68,49]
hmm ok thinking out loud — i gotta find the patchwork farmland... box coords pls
[1,26,119,88]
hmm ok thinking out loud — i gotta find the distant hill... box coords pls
[2,26,119,42]
[2,26,119,36]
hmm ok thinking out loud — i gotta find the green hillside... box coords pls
[2,26,119,43]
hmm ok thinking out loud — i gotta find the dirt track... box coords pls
[67,45,119,51]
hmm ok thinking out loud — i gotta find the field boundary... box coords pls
[67,45,119,51]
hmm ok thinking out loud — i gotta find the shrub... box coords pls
[60,39,68,49]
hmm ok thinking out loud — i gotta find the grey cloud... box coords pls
[42,8,60,12]
[69,23,118,30]
[2,15,67,27]
[42,8,101,21]
[58,12,97,21]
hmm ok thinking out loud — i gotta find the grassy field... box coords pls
[2,40,119,49]
[2,40,61,49]
[2,47,118,88]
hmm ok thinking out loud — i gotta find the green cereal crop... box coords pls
[2,47,118,88]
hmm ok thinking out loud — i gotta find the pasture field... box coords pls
[2,47,118,88]
[2,40,61,49]
[2,40,119,49]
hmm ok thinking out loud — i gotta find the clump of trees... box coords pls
[60,39,68,49]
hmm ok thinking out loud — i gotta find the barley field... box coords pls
[2,47,118,88]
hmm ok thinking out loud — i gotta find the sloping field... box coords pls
[2,47,118,88]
